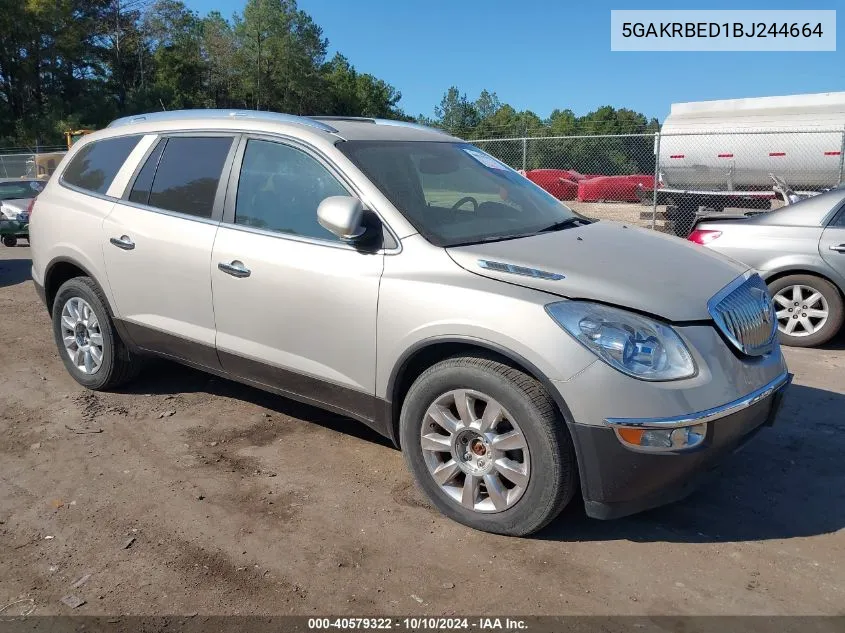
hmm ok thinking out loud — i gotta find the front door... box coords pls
[210,137,384,420]
[102,134,238,368]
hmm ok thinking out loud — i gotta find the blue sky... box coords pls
[183,0,843,121]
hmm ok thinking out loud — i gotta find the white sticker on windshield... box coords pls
[463,148,509,171]
[30,181,43,191]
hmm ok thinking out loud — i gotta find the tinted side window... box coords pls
[128,139,166,205]
[234,139,347,240]
[148,137,234,218]
[62,135,142,194]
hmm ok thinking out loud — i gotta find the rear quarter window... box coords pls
[61,135,142,194]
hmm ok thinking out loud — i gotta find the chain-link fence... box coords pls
[472,128,845,236]
[0,147,67,179]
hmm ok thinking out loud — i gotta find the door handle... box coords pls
[830,244,845,253]
[109,235,135,250]
[218,260,251,278]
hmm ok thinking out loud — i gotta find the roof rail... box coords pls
[309,116,451,136]
[107,109,340,134]
[310,116,376,124]
[371,119,450,134]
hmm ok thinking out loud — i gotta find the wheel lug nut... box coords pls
[477,459,485,467]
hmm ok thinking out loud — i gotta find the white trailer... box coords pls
[660,92,845,190]
[646,92,845,235]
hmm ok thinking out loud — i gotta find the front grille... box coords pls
[708,274,777,357]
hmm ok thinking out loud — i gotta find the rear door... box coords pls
[101,133,238,368]
[820,203,845,287]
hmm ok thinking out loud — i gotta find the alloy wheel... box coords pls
[419,389,531,513]
[60,297,104,374]
[773,285,829,337]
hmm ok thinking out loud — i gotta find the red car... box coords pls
[523,169,581,200]
[578,174,656,202]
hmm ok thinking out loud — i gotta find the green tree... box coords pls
[201,11,240,108]
[322,53,403,118]
[143,0,206,109]
[233,0,327,113]
[474,89,500,120]
[434,86,480,137]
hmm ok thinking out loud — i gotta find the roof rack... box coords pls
[371,119,449,134]
[309,116,451,136]
[107,109,340,134]
[310,116,376,124]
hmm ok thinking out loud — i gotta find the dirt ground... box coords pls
[1,245,843,617]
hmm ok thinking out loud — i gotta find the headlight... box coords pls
[545,301,696,381]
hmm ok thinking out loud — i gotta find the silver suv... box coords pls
[30,110,791,536]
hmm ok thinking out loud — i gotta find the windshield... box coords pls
[0,180,43,201]
[338,141,585,247]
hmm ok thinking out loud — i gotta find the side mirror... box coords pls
[317,196,366,241]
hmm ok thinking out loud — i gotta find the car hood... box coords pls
[446,221,749,321]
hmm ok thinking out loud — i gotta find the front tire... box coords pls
[52,277,142,389]
[2,235,17,247]
[399,355,577,536]
[769,274,844,347]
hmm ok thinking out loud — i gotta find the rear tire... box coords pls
[2,236,17,247]
[52,277,142,389]
[399,354,577,536]
[768,274,844,348]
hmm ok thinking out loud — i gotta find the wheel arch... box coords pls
[44,257,111,317]
[762,267,845,301]
[385,337,576,449]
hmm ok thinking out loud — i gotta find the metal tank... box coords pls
[659,92,845,191]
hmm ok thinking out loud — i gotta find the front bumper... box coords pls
[569,372,791,520]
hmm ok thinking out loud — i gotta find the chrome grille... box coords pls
[708,273,777,357]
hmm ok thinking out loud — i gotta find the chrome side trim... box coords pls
[478,259,565,281]
[604,372,792,429]
[116,199,222,227]
[216,220,387,253]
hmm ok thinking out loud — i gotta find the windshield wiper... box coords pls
[448,232,540,247]
[537,217,591,233]
[447,217,593,247]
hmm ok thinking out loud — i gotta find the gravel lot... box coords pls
[1,245,843,616]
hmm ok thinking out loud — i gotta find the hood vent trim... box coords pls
[477,259,565,281]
